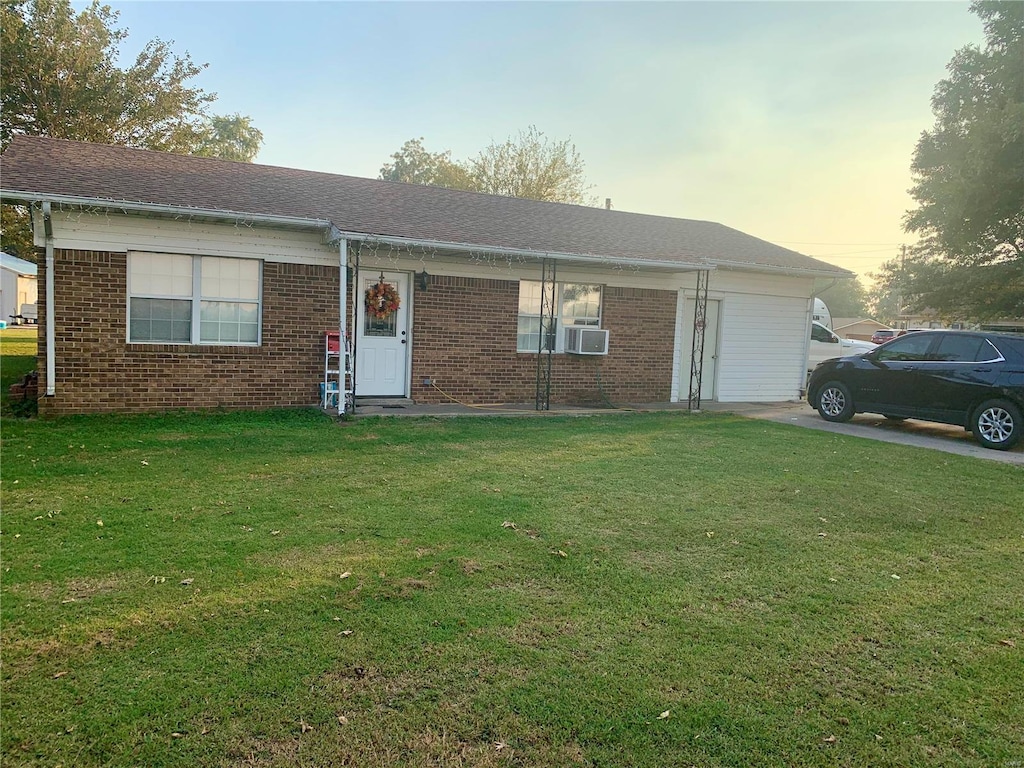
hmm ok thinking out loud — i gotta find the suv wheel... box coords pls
[815,381,854,423]
[972,399,1021,450]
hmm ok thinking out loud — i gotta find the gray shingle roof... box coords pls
[1,135,849,276]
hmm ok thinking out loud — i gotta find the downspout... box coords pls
[338,237,348,416]
[42,202,56,396]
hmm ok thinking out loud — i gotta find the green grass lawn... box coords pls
[1,348,1022,766]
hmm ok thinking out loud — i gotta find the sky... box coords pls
[100,1,983,283]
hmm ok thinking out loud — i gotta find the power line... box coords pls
[772,239,904,246]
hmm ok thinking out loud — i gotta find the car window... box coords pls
[811,324,835,343]
[874,333,934,362]
[931,335,1000,363]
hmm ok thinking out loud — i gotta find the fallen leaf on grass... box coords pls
[339,571,352,579]
[657,710,670,720]
[53,671,69,679]
[96,520,103,527]
[998,639,1016,647]
[141,461,149,466]
[551,549,568,558]
[339,630,353,636]
[890,574,901,580]
[817,532,828,538]
[270,530,281,536]
[171,732,184,738]
[180,578,194,586]
[337,715,348,725]
[300,720,313,733]
[494,741,508,751]
[823,735,837,744]
[501,521,517,529]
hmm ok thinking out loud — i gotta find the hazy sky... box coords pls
[102,1,982,282]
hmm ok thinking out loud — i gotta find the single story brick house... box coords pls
[0,136,851,416]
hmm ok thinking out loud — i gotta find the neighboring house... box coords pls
[833,317,888,342]
[0,251,38,326]
[0,136,851,416]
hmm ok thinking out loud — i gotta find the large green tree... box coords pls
[379,127,596,205]
[379,138,473,190]
[901,0,1024,320]
[0,0,263,258]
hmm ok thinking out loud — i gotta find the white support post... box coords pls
[338,238,349,415]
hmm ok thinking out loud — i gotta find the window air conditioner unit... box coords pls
[565,327,609,355]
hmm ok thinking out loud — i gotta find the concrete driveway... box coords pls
[712,401,1024,466]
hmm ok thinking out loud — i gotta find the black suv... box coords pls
[807,330,1024,450]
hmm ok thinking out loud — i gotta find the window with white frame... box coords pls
[128,253,261,344]
[517,281,602,353]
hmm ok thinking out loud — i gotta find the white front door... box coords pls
[356,270,410,397]
[681,298,720,401]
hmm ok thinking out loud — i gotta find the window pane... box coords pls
[200,301,259,344]
[518,281,542,315]
[932,335,985,362]
[876,334,933,362]
[130,253,192,296]
[130,298,191,342]
[201,257,260,300]
[562,284,601,321]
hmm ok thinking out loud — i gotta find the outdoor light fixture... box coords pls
[418,270,430,291]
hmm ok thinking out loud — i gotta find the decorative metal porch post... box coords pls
[688,269,710,411]
[535,259,557,410]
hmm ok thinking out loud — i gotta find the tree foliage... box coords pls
[379,127,596,205]
[192,114,264,163]
[379,138,473,190]
[817,278,868,320]
[901,0,1024,320]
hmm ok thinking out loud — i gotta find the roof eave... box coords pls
[710,257,853,279]
[1,190,716,273]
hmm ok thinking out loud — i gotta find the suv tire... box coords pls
[815,381,854,423]
[972,399,1022,450]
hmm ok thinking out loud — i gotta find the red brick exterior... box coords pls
[408,275,675,406]
[37,250,339,416]
[38,253,676,414]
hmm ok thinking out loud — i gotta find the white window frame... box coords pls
[127,252,262,346]
[517,281,602,353]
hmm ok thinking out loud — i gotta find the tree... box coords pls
[817,278,868,319]
[866,258,911,326]
[193,114,264,163]
[0,0,264,258]
[1,0,216,152]
[467,127,595,205]
[378,138,473,190]
[0,206,35,260]
[901,0,1024,319]
[380,127,596,205]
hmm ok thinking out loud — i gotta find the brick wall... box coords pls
[408,275,675,406]
[38,255,676,414]
[38,250,339,415]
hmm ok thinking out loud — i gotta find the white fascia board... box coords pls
[333,229,715,273]
[2,190,335,235]
[711,259,854,279]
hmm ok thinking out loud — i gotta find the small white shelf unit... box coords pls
[322,331,353,413]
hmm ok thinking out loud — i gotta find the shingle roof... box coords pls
[0,135,849,276]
